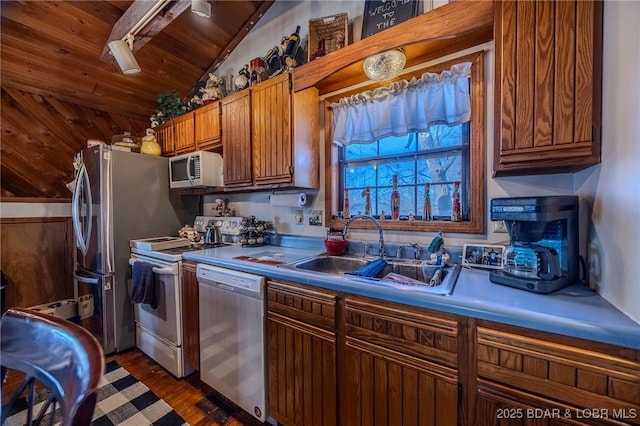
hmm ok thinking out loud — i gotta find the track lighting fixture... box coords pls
[108,34,141,74]
[191,0,211,18]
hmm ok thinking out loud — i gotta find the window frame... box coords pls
[324,51,485,234]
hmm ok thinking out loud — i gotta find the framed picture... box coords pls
[462,244,505,270]
[361,0,421,40]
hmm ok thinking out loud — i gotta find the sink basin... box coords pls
[290,255,372,274]
[281,254,461,295]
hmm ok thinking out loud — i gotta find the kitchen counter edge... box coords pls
[183,247,640,350]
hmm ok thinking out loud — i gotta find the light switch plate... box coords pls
[493,220,508,233]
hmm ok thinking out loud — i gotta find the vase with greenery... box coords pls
[150,90,187,127]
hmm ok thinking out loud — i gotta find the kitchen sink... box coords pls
[281,254,461,295]
[290,255,373,274]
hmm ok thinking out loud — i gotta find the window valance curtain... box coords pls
[331,62,472,145]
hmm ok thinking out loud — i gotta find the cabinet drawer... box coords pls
[477,322,640,413]
[345,296,459,368]
[267,280,336,331]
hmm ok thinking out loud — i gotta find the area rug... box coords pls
[3,360,189,426]
[196,390,263,426]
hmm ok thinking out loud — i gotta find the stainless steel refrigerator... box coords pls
[71,145,191,354]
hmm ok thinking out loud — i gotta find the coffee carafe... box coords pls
[489,196,580,294]
[503,242,561,281]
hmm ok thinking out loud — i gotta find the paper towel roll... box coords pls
[270,193,307,207]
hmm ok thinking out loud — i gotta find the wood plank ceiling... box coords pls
[0,0,273,199]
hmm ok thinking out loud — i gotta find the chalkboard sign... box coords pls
[361,0,421,40]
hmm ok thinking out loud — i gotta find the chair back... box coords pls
[1,307,104,426]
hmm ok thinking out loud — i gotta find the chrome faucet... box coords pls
[343,215,385,257]
[397,242,422,259]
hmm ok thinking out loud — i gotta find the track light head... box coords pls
[108,35,141,74]
[191,0,211,18]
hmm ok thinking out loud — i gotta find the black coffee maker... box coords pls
[489,196,580,293]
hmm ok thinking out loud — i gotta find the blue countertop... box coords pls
[183,245,640,350]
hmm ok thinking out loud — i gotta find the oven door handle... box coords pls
[128,258,179,275]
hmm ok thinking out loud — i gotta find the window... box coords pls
[341,123,470,221]
[325,51,485,234]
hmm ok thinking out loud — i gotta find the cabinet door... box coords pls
[194,101,221,151]
[475,380,628,426]
[343,297,459,426]
[493,0,602,176]
[251,74,293,185]
[267,281,337,426]
[476,321,640,421]
[173,112,195,155]
[182,261,199,371]
[154,121,175,156]
[221,91,252,187]
[344,343,458,426]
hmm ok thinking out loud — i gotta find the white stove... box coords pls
[130,236,191,252]
[130,216,244,262]
[128,215,239,377]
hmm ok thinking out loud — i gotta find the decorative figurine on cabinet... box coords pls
[234,65,250,91]
[140,128,161,156]
[200,73,225,103]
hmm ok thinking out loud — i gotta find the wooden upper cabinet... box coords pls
[252,74,292,186]
[221,91,253,187]
[493,0,603,176]
[173,112,195,155]
[155,120,175,156]
[194,101,221,151]
[251,73,319,189]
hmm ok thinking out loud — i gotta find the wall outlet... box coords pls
[493,220,508,233]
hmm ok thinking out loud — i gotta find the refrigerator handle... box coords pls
[75,267,110,290]
[72,164,92,256]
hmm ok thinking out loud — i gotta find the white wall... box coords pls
[205,0,639,322]
[573,0,640,323]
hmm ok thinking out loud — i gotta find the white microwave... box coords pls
[169,151,224,188]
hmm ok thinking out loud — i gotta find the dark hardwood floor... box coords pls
[2,348,262,426]
[109,348,258,426]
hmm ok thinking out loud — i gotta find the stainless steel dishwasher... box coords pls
[196,264,267,422]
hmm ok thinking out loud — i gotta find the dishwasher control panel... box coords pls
[196,264,265,295]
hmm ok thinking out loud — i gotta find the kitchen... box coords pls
[1,0,639,425]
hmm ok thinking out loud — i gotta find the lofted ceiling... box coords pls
[0,0,273,199]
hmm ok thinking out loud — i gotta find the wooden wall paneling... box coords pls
[0,87,147,198]
[0,217,74,310]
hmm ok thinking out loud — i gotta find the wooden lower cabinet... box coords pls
[267,280,337,426]
[474,320,640,426]
[343,296,459,426]
[265,280,639,426]
[182,261,199,371]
